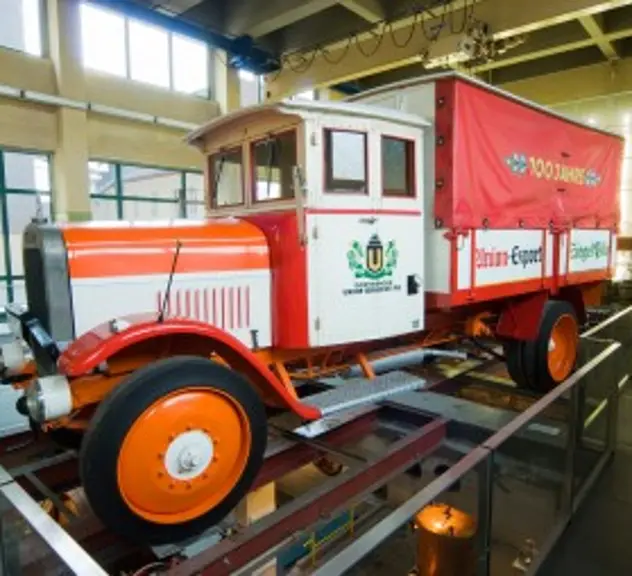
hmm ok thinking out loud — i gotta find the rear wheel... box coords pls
[80,356,267,545]
[504,301,579,393]
[503,339,528,389]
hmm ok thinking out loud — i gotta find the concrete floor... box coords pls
[540,382,632,575]
[539,447,632,575]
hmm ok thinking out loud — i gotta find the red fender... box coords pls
[496,291,549,341]
[57,314,322,421]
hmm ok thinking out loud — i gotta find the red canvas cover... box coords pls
[434,78,624,230]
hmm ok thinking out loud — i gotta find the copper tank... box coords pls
[415,503,476,576]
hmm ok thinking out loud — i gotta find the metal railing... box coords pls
[312,306,631,576]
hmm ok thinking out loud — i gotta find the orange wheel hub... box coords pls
[117,387,251,525]
[547,314,578,382]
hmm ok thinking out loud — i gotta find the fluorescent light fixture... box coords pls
[0,84,21,98]
[156,116,197,130]
[90,102,154,122]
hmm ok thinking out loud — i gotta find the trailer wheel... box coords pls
[526,300,579,392]
[503,340,528,388]
[80,356,267,545]
[505,301,579,393]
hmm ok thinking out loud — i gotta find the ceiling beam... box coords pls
[338,0,384,23]
[498,55,632,105]
[578,13,619,59]
[362,21,632,89]
[265,0,632,98]
[228,0,338,39]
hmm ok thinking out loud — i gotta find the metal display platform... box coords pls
[0,306,630,576]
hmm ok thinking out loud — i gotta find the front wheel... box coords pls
[504,300,579,393]
[80,356,267,545]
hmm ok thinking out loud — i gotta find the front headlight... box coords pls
[25,380,44,422]
[24,375,72,423]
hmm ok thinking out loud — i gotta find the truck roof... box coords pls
[349,71,624,141]
[186,97,430,148]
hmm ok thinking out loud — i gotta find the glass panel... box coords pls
[185,172,204,203]
[239,70,262,107]
[0,280,7,316]
[91,197,119,221]
[122,199,179,221]
[489,424,570,575]
[79,3,127,77]
[4,152,50,192]
[185,172,205,218]
[10,278,26,305]
[172,34,208,96]
[210,149,243,207]
[252,132,297,202]
[121,166,180,201]
[7,192,52,275]
[22,0,42,56]
[186,202,206,219]
[382,137,413,197]
[88,161,117,195]
[0,0,42,56]
[129,19,170,88]
[325,131,367,192]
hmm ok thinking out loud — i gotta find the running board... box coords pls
[304,371,426,416]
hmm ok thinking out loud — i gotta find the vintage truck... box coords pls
[0,72,623,544]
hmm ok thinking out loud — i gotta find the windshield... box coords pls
[252,131,297,202]
[210,147,243,207]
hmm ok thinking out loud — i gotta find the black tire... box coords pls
[503,339,528,388]
[505,301,579,393]
[80,356,267,545]
[523,300,578,393]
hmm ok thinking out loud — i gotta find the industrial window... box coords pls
[128,19,170,88]
[0,0,43,56]
[210,148,244,208]
[184,172,205,218]
[79,3,210,97]
[80,3,127,77]
[239,70,264,107]
[382,136,415,197]
[172,34,208,96]
[324,130,367,193]
[0,150,52,320]
[252,132,297,203]
[89,161,117,195]
[89,161,204,221]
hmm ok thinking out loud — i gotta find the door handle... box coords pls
[359,216,377,224]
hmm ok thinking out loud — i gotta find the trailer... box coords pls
[0,73,623,545]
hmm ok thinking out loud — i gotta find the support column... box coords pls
[212,50,241,113]
[234,483,277,575]
[47,0,91,221]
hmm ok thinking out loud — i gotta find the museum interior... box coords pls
[0,1,631,575]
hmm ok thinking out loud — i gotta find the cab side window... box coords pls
[209,147,244,208]
[382,136,415,197]
[324,129,368,194]
[252,131,297,203]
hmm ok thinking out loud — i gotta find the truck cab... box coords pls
[188,99,428,349]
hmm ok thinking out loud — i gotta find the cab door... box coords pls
[305,119,382,348]
[374,130,425,337]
